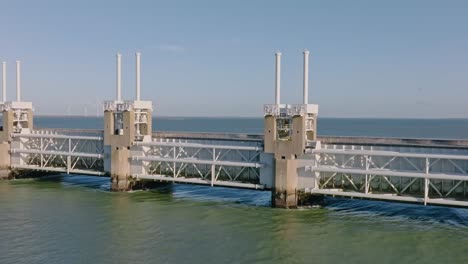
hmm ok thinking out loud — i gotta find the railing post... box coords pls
[211,148,215,186]
[67,138,71,174]
[313,151,320,190]
[424,157,429,205]
[365,155,369,194]
[40,137,44,168]
[173,140,176,178]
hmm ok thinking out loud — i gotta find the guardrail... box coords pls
[310,146,468,206]
[10,131,105,175]
[131,138,264,189]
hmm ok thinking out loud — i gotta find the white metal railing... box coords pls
[309,146,468,206]
[264,104,318,117]
[10,131,105,175]
[104,100,153,112]
[264,104,282,116]
[131,139,264,189]
[287,104,307,116]
[11,133,103,141]
[134,141,262,151]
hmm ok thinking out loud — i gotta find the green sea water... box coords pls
[1,117,468,264]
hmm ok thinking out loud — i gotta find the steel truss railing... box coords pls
[310,145,468,207]
[131,140,264,189]
[11,132,105,175]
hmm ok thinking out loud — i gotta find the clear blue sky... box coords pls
[1,0,467,118]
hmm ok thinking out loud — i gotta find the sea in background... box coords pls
[34,116,468,139]
[1,116,468,264]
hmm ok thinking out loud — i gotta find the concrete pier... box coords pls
[103,101,153,191]
[262,51,320,208]
[0,103,34,179]
[264,105,319,208]
[103,51,153,191]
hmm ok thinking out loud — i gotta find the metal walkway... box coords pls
[9,130,268,189]
[307,143,468,207]
[10,130,105,175]
[131,137,265,189]
[9,128,468,207]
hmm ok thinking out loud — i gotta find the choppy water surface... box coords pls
[1,117,468,264]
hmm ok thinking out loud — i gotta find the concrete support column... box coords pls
[263,108,319,208]
[104,109,135,191]
[0,104,34,179]
[0,110,12,179]
[292,115,306,153]
[103,100,153,191]
[273,156,298,208]
[263,115,276,153]
[110,147,131,191]
[0,142,11,179]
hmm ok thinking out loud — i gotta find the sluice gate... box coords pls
[1,52,468,209]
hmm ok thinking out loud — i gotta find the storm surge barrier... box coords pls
[2,52,468,209]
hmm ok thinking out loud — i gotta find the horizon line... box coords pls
[33,114,468,120]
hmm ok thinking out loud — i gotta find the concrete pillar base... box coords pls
[110,147,132,191]
[272,189,297,209]
[110,177,170,191]
[0,169,11,180]
[272,190,324,208]
[110,176,132,191]
[272,157,299,208]
[0,142,10,179]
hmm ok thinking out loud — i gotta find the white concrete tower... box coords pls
[103,52,153,191]
[0,59,34,141]
[262,50,320,208]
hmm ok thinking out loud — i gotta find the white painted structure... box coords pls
[2,62,6,102]
[16,61,21,102]
[116,53,122,101]
[10,130,105,175]
[105,53,152,140]
[303,50,309,104]
[0,59,34,135]
[131,137,266,189]
[275,52,281,105]
[136,52,141,101]
[300,143,468,207]
[264,50,319,142]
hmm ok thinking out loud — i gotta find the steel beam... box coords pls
[132,174,265,189]
[132,156,262,168]
[134,141,262,151]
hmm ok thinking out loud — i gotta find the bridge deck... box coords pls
[10,128,468,208]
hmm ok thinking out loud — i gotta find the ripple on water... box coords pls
[2,175,468,264]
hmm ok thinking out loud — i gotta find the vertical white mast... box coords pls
[116,53,122,101]
[2,62,5,102]
[275,52,281,105]
[136,52,141,101]
[16,61,21,102]
[303,50,309,104]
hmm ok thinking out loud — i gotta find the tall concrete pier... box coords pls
[0,61,34,179]
[264,51,319,208]
[103,53,153,191]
